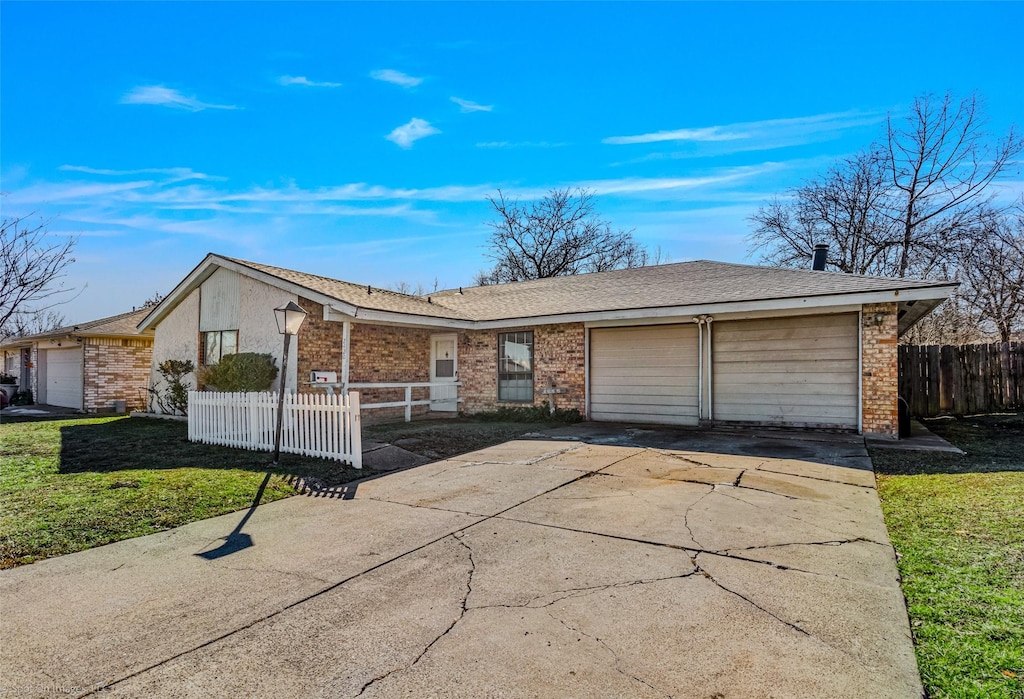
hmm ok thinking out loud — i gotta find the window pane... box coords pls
[222,330,238,357]
[498,331,534,401]
[205,332,221,364]
[435,359,455,378]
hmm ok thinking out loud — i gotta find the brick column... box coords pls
[861,302,899,437]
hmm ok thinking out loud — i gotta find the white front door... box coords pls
[429,334,458,411]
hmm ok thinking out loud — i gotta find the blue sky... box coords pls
[2,1,1022,323]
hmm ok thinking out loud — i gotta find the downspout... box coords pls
[692,317,704,420]
[584,326,591,419]
[705,316,714,423]
[857,309,863,434]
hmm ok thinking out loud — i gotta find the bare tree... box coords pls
[479,188,651,283]
[1,215,77,336]
[387,278,439,295]
[750,148,895,275]
[141,291,165,308]
[959,207,1024,342]
[1,309,67,339]
[886,92,1023,277]
[749,91,1022,280]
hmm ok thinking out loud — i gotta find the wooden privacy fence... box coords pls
[188,390,362,468]
[899,342,1024,417]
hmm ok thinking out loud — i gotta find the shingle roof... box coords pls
[222,257,470,320]
[430,260,953,321]
[3,307,152,344]
[223,256,952,323]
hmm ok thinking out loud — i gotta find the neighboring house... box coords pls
[138,254,956,437]
[0,309,154,412]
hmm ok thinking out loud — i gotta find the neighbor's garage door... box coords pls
[44,347,83,410]
[590,324,699,426]
[712,314,859,428]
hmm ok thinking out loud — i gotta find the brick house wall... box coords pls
[83,337,154,412]
[861,302,899,437]
[296,299,433,422]
[459,322,586,414]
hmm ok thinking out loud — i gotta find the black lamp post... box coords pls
[272,301,307,465]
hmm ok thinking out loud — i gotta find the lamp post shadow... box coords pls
[196,471,272,561]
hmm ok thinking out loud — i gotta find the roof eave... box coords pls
[467,284,959,329]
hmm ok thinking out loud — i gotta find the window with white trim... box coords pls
[498,331,534,402]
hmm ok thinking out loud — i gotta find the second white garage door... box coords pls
[590,324,699,426]
[43,347,84,410]
[712,314,859,429]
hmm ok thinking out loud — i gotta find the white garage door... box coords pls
[712,314,859,428]
[590,324,699,425]
[44,347,83,410]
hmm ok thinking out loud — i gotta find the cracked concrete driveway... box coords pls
[0,426,922,698]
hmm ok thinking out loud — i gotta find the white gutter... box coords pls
[584,326,591,418]
[857,308,864,434]
[706,316,714,422]
[693,317,704,420]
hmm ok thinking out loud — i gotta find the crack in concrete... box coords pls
[753,465,875,489]
[691,552,812,638]
[682,485,716,549]
[713,488,868,543]
[727,537,880,553]
[471,571,700,611]
[544,609,673,698]
[699,550,873,585]
[690,552,896,677]
[354,533,477,697]
[78,446,641,699]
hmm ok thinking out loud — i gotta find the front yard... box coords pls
[0,414,566,569]
[872,413,1024,699]
[0,415,371,568]
[3,410,1022,697]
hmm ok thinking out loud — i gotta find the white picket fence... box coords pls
[187,391,362,468]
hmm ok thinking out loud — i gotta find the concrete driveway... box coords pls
[0,426,922,698]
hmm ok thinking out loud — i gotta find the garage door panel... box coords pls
[590,325,699,426]
[589,392,700,405]
[715,381,858,396]
[592,385,699,398]
[713,348,857,363]
[592,365,697,379]
[44,347,83,410]
[713,314,858,429]
[713,326,856,342]
[593,407,698,423]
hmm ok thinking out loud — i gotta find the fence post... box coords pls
[350,391,362,469]
[405,385,412,422]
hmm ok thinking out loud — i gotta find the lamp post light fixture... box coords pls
[272,301,307,465]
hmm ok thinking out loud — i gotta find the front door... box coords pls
[430,334,458,411]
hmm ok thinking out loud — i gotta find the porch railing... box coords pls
[347,381,462,422]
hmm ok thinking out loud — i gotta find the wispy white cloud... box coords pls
[603,110,885,150]
[386,118,441,149]
[278,75,342,88]
[59,165,223,182]
[120,85,238,112]
[370,69,423,88]
[451,97,492,113]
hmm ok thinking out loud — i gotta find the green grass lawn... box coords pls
[0,415,370,568]
[872,413,1024,699]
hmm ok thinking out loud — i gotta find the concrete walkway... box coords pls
[0,429,922,698]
